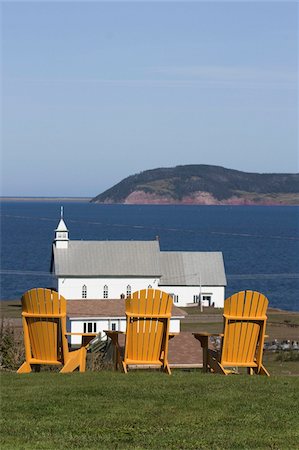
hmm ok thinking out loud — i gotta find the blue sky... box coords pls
[1,1,298,196]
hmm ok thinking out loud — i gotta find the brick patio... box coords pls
[108,331,203,369]
[168,332,203,368]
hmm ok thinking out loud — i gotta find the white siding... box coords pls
[169,317,180,333]
[58,277,159,300]
[69,317,181,346]
[160,285,225,308]
[55,240,68,249]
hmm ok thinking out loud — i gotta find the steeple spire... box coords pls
[54,207,69,249]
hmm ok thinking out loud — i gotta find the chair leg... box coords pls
[60,358,79,373]
[208,351,227,375]
[114,346,123,371]
[193,335,209,372]
[79,348,87,372]
[122,361,128,373]
[258,364,270,376]
[17,361,32,374]
[108,335,122,371]
[60,349,86,373]
[164,362,171,375]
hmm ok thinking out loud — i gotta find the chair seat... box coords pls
[30,358,62,365]
[222,361,258,368]
[126,359,163,366]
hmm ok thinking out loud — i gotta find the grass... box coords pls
[263,352,299,376]
[180,306,224,316]
[181,321,222,333]
[1,301,299,448]
[180,307,299,342]
[0,300,22,319]
[1,371,299,450]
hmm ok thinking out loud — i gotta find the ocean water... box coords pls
[0,202,298,311]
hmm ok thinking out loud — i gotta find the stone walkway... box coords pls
[168,332,203,368]
[113,331,203,368]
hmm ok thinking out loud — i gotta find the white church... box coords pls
[50,212,227,344]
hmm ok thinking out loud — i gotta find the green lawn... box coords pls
[0,300,22,319]
[263,352,299,376]
[1,371,299,449]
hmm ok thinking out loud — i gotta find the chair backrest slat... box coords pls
[26,290,43,361]
[243,291,260,363]
[237,291,253,363]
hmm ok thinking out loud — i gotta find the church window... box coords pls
[82,285,87,299]
[83,322,97,333]
[126,285,131,298]
[103,285,108,299]
[170,293,179,303]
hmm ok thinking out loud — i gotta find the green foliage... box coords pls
[0,320,24,371]
[91,165,299,203]
[275,351,299,362]
[1,371,299,449]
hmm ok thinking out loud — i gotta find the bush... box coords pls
[275,350,299,362]
[0,319,24,371]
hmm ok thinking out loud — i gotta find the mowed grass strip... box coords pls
[1,371,298,449]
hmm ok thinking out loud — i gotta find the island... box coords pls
[91,165,299,205]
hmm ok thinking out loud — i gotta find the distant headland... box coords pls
[0,197,91,202]
[91,165,299,206]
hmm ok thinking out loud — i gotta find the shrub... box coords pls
[275,350,299,362]
[0,319,24,371]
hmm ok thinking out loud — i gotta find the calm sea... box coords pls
[1,202,298,311]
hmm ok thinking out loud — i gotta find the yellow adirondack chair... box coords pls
[105,289,173,374]
[193,290,270,376]
[17,288,95,373]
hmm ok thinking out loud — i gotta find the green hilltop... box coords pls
[91,165,299,205]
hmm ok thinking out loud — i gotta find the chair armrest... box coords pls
[104,331,126,347]
[104,330,125,336]
[65,332,98,337]
[193,332,224,352]
[65,332,99,348]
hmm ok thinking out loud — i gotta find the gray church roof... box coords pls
[52,240,226,286]
[52,240,161,277]
[160,251,227,286]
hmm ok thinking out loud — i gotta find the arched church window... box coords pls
[82,285,87,299]
[103,285,108,299]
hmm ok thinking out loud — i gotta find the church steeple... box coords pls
[54,207,69,249]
